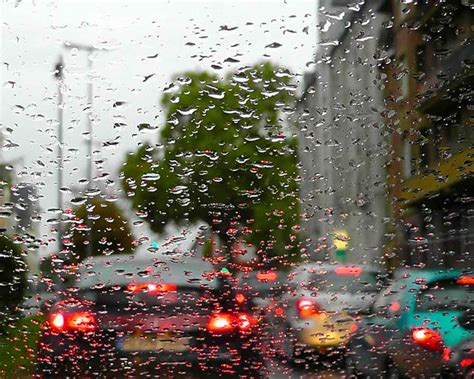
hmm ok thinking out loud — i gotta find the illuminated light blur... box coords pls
[127,282,177,293]
[350,324,358,333]
[256,271,278,282]
[412,328,444,351]
[237,314,251,330]
[50,313,65,330]
[389,302,401,312]
[442,347,452,362]
[297,298,320,318]
[207,313,256,333]
[49,311,96,332]
[460,358,474,368]
[275,307,284,316]
[334,266,362,277]
[457,276,474,285]
[207,313,234,333]
[68,312,97,332]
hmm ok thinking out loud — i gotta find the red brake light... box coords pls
[412,328,444,351]
[334,266,362,276]
[207,312,257,333]
[256,271,278,282]
[207,313,234,333]
[68,311,96,332]
[460,358,474,368]
[457,276,474,285]
[127,283,177,293]
[50,313,65,330]
[49,311,96,333]
[297,298,320,318]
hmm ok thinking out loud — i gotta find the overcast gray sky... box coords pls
[2,0,317,256]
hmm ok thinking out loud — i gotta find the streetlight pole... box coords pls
[63,43,97,259]
[54,56,64,254]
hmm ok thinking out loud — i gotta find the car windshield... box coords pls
[3,0,472,377]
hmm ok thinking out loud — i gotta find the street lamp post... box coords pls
[63,43,98,259]
[54,56,64,255]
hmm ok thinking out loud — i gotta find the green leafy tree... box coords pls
[0,234,27,322]
[65,197,134,263]
[121,62,300,264]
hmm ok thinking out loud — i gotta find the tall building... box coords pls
[385,0,473,269]
[296,2,390,264]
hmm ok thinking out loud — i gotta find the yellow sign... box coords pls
[333,229,349,251]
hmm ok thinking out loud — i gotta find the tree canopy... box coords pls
[121,62,300,264]
[0,234,27,319]
[65,197,134,263]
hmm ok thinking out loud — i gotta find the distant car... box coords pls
[346,269,473,378]
[235,269,286,315]
[36,255,264,377]
[274,263,384,362]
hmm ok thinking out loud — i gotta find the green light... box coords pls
[151,242,159,248]
[335,249,346,257]
[220,267,230,274]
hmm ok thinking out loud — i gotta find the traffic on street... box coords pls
[1,0,473,377]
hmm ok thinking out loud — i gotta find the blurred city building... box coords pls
[296,1,389,264]
[385,0,473,269]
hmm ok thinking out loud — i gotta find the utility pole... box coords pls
[63,43,97,259]
[54,56,64,254]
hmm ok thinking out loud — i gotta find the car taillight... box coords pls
[297,298,320,318]
[50,311,96,333]
[208,313,234,333]
[207,312,256,333]
[411,327,444,351]
[127,282,177,293]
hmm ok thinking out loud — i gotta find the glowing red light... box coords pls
[350,324,358,333]
[50,313,65,330]
[297,298,319,318]
[207,312,256,333]
[457,276,474,285]
[334,266,362,276]
[412,328,444,351]
[460,358,474,368]
[237,314,251,330]
[389,302,401,312]
[275,307,284,316]
[207,313,234,333]
[127,282,177,293]
[256,271,278,282]
[67,312,96,332]
[49,311,96,333]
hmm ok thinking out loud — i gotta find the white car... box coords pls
[274,263,385,361]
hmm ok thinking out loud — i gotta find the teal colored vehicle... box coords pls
[346,269,473,378]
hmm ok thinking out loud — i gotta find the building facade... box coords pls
[385,0,473,269]
[297,2,390,265]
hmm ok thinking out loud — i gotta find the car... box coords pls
[235,269,286,315]
[274,263,384,362]
[36,255,264,377]
[345,269,474,378]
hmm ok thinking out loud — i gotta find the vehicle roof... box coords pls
[392,268,464,282]
[291,262,383,275]
[76,254,218,290]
